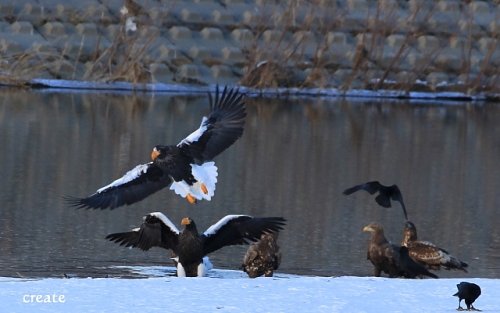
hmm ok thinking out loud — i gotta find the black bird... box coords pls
[106,212,286,277]
[242,232,281,278]
[402,221,468,272]
[362,223,437,279]
[343,181,408,220]
[453,282,481,311]
[67,86,246,209]
[398,246,438,279]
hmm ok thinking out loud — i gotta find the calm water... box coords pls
[0,88,499,279]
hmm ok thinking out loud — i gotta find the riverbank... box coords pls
[0,0,499,97]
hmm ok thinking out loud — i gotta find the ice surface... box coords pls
[2,268,497,313]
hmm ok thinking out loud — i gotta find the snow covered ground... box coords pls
[1,267,497,313]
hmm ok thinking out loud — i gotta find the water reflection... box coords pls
[0,89,499,278]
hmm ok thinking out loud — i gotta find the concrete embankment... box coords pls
[0,0,498,95]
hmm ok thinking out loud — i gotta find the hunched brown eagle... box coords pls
[242,232,281,278]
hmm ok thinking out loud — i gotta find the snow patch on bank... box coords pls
[25,79,498,102]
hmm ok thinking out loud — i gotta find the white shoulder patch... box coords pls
[148,212,180,234]
[203,215,249,237]
[178,116,208,146]
[97,163,152,193]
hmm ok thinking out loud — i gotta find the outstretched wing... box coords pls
[178,86,246,162]
[201,215,286,256]
[343,181,384,195]
[343,181,408,220]
[106,212,179,251]
[66,163,172,210]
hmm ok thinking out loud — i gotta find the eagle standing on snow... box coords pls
[67,86,246,209]
[402,221,468,272]
[362,223,437,279]
[106,212,286,277]
[242,232,281,278]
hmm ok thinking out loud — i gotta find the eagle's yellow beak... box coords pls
[151,148,160,161]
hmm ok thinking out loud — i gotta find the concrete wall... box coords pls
[0,0,498,92]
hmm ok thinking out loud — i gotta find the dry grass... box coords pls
[83,29,154,83]
[239,0,500,95]
[0,15,158,85]
[0,50,56,86]
[1,0,499,95]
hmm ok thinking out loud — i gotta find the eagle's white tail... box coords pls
[170,162,218,201]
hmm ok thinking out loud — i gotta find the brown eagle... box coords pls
[363,223,437,279]
[401,221,468,272]
[242,232,281,278]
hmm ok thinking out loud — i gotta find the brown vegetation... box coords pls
[0,0,498,95]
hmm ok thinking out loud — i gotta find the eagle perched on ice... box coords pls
[242,232,281,278]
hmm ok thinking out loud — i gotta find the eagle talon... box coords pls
[201,183,208,195]
[186,194,196,204]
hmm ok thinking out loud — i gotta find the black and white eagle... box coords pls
[67,86,246,209]
[106,212,286,277]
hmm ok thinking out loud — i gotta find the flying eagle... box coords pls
[343,181,408,220]
[67,86,246,209]
[362,223,437,279]
[242,232,281,278]
[401,221,468,272]
[453,282,481,311]
[106,212,286,277]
